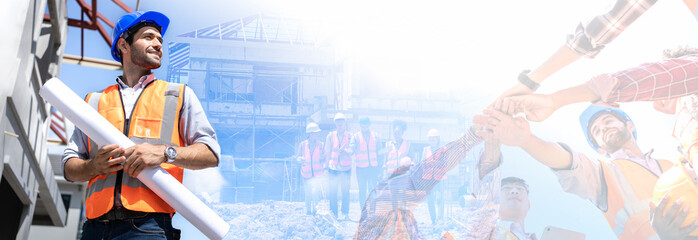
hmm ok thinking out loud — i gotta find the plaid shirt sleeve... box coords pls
[586,54,698,104]
[566,0,657,58]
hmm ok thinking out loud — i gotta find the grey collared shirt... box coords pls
[62,75,221,181]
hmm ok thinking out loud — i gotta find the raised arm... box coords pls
[473,109,572,169]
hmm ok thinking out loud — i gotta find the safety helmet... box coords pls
[333,112,346,121]
[110,11,169,62]
[579,105,637,153]
[306,122,321,133]
[359,116,371,126]
[652,160,698,236]
[427,128,440,137]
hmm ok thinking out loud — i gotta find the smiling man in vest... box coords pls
[325,112,355,220]
[62,11,220,240]
[354,116,381,212]
[475,105,680,239]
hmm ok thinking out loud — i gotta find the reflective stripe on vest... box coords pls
[355,131,378,168]
[328,131,351,168]
[84,80,185,219]
[422,146,447,180]
[599,159,673,240]
[385,140,409,176]
[300,140,325,178]
[490,226,522,240]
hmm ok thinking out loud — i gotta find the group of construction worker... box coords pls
[357,0,698,238]
[295,113,450,222]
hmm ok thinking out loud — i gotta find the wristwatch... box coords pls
[164,146,177,163]
[518,69,540,91]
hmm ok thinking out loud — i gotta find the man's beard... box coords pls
[131,47,161,69]
[603,128,632,153]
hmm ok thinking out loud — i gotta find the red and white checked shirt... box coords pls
[567,0,658,58]
[586,54,698,158]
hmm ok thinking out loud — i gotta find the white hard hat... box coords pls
[333,112,346,121]
[427,128,440,137]
[306,122,321,133]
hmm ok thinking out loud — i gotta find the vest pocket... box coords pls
[132,117,162,139]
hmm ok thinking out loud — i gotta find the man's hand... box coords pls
[489,83,534,109]
[88,144,126,175]
[653,99,678,115]
[473,109,532,147]
[650,194,698,240]
[123,143,167,177]
[504,94,559,122]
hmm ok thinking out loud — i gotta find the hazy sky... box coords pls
[58,0,698,239]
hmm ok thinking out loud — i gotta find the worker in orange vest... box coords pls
[61,11,220,240]
[475,105,679,240]
[384,120,412,178]
[325,112,355,220]
[421,128,446,225]
[354,116,381,212]
[296,122,326,215]
[489,177,538,240]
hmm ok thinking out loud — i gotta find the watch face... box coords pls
[166,147,176,159]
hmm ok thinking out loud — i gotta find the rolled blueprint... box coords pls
[40,78,229,240]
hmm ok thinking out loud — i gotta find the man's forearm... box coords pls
[478,143,501,179]
[64,157,97,182]
[171,143,218,169]
[528,45,582,84]
[551,84,601,108]
[519,135,572,169]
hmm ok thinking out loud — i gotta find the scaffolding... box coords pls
[168,15,341,203]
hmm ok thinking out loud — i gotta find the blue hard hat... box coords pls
[579,104,637,153]
[110,11,169,62]
[359,117,371,126]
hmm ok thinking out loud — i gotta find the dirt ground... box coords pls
[213,199,497,240]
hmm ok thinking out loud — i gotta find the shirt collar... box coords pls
[115,73,156,90]
[609,148,654,162]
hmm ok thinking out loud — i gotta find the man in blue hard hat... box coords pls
[474,105,696,239]
[62,11,220,240]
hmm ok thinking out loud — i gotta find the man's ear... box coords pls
[625,120,635,134]
[118,38,129,56]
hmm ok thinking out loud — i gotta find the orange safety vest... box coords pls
[599,158,673,240]
[385,140,409,176]
[83,80,185,219]
[328,131,352,169]
[422,146,447,180]
[355,131,378,168]
[300,140,326,178]
[490,226,523,240]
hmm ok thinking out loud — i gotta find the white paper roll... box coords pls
[40,78,229,240]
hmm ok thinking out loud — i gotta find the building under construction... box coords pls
[167,14,472,205]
